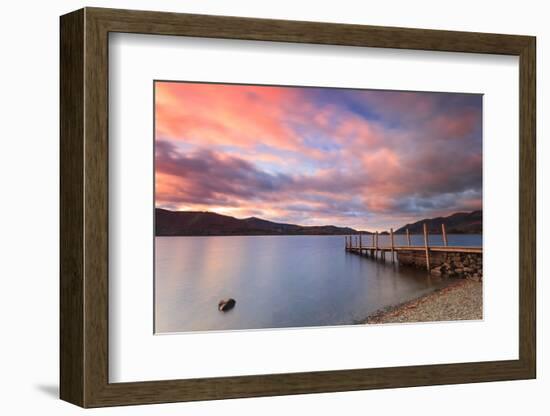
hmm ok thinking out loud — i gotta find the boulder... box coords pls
[218,298,236,312]
[430,268,442,276]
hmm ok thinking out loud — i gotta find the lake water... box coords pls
[155,234,482,333]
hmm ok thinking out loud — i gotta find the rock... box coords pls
[218,298,236,312]
[447,271,457,278]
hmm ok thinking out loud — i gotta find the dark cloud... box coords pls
[156,140,293,206]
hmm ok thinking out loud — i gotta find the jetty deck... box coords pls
[345,223,482,271]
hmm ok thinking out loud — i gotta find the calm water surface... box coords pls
[155,234,481,333]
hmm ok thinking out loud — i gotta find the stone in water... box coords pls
[218,298,236,312]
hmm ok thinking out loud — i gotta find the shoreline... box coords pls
[156,233,482,238]
[364,279,483,324]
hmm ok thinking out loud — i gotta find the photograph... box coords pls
[153,81,483,333]
[153,81,484,333]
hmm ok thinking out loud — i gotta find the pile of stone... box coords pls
[430,253,482,282]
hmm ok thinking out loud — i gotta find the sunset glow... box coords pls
[155,82,482,231]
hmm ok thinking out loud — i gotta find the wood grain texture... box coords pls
[59,7,537,408]
[88,7,532,55]
[518,38,536,376]
[59,8,84,407]
[83,10,110,406]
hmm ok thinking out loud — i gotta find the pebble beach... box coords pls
[365,279,483,324]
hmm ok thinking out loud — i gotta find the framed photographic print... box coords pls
[60,7,536,407]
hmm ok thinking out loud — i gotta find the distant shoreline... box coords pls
[155,233,483,237]
[156,234,356,237]
[155,208,482,237]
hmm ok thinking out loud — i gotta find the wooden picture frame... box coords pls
[60,7,536,408]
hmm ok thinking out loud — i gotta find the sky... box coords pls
[155,81,482,231]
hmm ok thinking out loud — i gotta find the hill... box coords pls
[394,210,482,234]
[155,209,366,236]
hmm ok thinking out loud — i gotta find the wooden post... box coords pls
[390,228,395,263]
[423,223,430,271]
[442,223,448,246]
[375,231,379,259]
[345,236,348,249]
[359,233,362,251]
[406,228,411,246]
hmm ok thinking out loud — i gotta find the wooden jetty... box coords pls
[344,223,482,271]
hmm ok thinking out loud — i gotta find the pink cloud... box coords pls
[155,82,305,153]
[430,108,481,139]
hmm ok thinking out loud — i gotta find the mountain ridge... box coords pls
[155,208,365,236]
[394,210,482,234]
[155,208,482,236]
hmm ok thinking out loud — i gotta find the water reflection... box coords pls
[155,234,481,333]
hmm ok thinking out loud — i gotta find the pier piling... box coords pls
[390,228,395,263]
[442,223,448,246]
[423,223,430,271]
